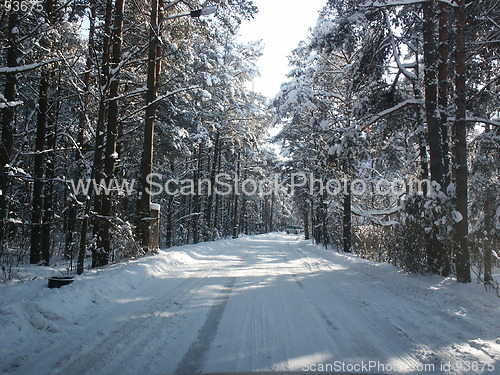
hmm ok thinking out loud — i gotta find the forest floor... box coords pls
[1,233,499,375]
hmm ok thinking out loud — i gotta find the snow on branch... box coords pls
[164,0,183,10]
[104,88,147,103]
[444,116,500,128]
[470,74,500,101]
[0,58,63,74]
[361,98,422,130]
[352,204,401,226]
[384,10,417,81]
[361,0,458,8]
[467,39,500,46]
[120,85,201,123]
[467,117,500,127]
[0,100,23,109]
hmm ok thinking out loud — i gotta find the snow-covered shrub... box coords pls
[394,195,430,274]
[354,224,397,264]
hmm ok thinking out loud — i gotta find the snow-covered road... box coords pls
[1,233,499,374]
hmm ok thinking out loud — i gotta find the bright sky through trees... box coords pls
[238,0,326,99]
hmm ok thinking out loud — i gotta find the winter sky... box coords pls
[238,0,326,99]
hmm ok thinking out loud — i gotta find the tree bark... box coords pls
[453,0,471,283]
[0,12,18,243]
[165,194,174,248]
[31,0,56,266]
[343,187,352,252]
[30,72,49,264]
[92,0,113,244]
[423,1,447,274]
[138,0,161,250]
[270,189,275,232]
[232,151,240,239]
[314,204,321,244]
[213,144,222,235]
[42,88,56,265]
[96,0,126,267]
[438,3,451,189]
[423,1,444,187]
[412,79,429,187]
[77,0,113,274]
[321,190,329,247]
[192,143,203,244]
[303,204,310,240]
[437,2,452,276]
[67,0,96,261]
[205,132,220,241]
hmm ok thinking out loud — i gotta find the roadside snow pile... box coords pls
[299,239,500,321]
[0,240,231,371]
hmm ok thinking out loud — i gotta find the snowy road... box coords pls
[1,233,499,374]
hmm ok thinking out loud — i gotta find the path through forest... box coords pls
[1,234,499,374]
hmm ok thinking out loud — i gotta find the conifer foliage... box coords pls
[0,0,284,275]
[275,0,499,283]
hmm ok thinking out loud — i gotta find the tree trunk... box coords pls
[423,1,444,188]
[30,72,49,265]
[423,1,447,274]
[96,0,126,267]
[303,204,310,240]
[314,204,321,244]
[240,165,248,235]
[77,0,113,274]
[438,3,451,189]
[343,187,352,252]
[166,195,174,248]
[205,132,220,241]
[67,0,96,261]
[232,152,240,239]
[453,0,471,283]
[138,0,161,250]
[42,77,57,265]
[213,145,222,235]
[412,84,429,188]
[437,3,451,277]
[92,0,113,250]
[321,190,329,247]
[269,189,275,232]
[0,12,19,243]
[192,143,203,244]
[263,197,269,233]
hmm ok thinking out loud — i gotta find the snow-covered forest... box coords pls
[0,0,498,287]
[0,0,282,276]
[274,0,499,285]
[1,1,500,373]
[277,1,500,283]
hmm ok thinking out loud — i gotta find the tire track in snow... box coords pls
[24,254,231,375]
[175,277,236,374]
[284,242,426,372]
[50,269,218,375]
[286,240,500,374]
[291,272,340,333]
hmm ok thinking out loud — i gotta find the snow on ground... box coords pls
[0,233,499,375]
